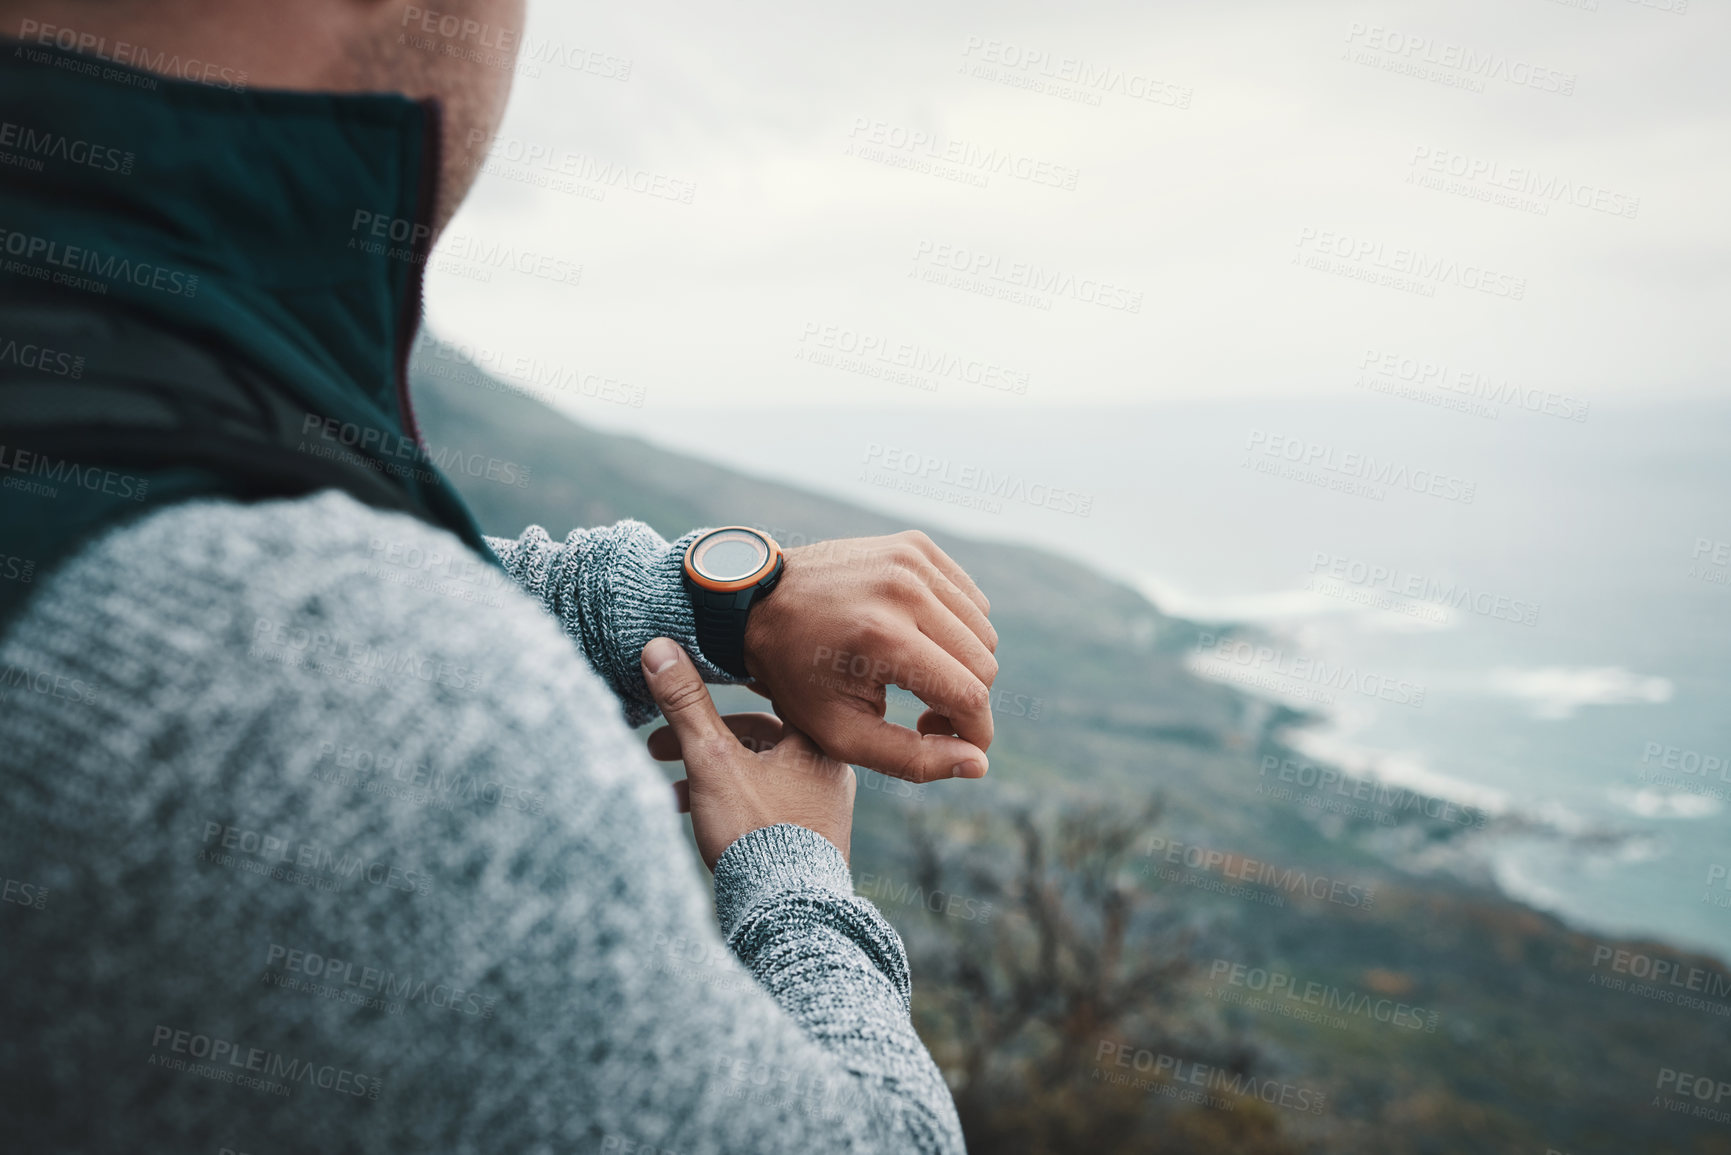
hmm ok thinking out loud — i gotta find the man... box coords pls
[0,1,988,1150]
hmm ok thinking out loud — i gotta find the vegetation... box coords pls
[413,338,1731,1154]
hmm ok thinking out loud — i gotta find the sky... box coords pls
[421,0,1728,422]
[410,1,1731,956]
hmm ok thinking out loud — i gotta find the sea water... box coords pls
[617,395,1731,960]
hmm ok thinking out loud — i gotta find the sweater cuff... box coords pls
[606,526,745,714]
[712,823,855,939]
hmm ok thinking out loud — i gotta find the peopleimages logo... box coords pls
[0,227,199,298]
[799,322,1030,395]
[1307,551,1540,627]
[438,232,582,289]
[1591,944,1731,1002]
[0,119,134,175]
[264,941,497,1019]
[1194,630,1426,708]
[296,413,531,490]
[1342,22,1576,96]
[1141,835,1377,909]
[1356,348,1588,423]
[1258,755,1489,828]
[1093,1041,1327,1115]
[1653,1066,1731,1126]
[1642,741,1731,783]
[1205,958,1441,1033]
[855,872,995,923]
[860,442,1094,517]
[464,130,695,204]
[958,37,1193,109]
[911,239,1143,313]
[399,7,632,80]
[1243,430,1477,505]
[149,1024,380,1100]
[250,616,483,694]
[16,19,249,90]
[1407,146,1639,220]
[846,117,1080,191]
[0,442,149,502]
[0,552,35,584]
[0,335,85,379]
[1295,227,1526,300]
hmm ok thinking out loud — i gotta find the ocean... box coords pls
[597,394,1731,959]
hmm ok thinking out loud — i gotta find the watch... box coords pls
[681,526,785,678]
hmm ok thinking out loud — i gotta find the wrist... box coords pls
[681,526,784,679]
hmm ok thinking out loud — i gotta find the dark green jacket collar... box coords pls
[0,40,497,631]
[1,37,440,441]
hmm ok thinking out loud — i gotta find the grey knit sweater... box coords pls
[0,490,965,1153]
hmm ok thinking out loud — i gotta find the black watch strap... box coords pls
[685,557,783,678]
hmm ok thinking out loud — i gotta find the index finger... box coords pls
[897,633,995,753]
[820,706,989,784]
[647,712,785,761]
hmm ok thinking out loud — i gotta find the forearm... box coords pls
[712,825,965,1150]
[486,520,742,724]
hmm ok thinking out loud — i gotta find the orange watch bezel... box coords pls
[683,526,783,593]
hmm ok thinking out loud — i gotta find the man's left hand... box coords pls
[735,530,999,784]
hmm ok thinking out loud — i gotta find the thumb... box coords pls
[642,638,729,765]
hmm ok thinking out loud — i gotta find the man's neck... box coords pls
[0,1,366,91]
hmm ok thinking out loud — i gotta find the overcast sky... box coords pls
[422,0,1728,420]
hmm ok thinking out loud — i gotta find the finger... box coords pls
[672,779,691,813]
[741,680,772,700]
[895,633,995,753]
[900,531,990,617]
[821,707,988,783]
[913,583,999,687]
[916,559,999,653]
[647,712,784,761]
[641,638,732,771]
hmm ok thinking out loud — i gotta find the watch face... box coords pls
[690,528,771,584]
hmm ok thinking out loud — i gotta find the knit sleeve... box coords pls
[0,492,967,1155]
[485,520,745,724]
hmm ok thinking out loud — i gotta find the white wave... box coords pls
[1284,724,1511,816]
[1490,850,1572,916]
[1486,665,1673,720]
[1607,787,1723,820]
[1133,575,1342,623]
[1133,574,1453,634]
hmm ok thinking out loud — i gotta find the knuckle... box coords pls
[880,567,923,602]
[954,679,992,714]
[693,734,735,766]
[657,677,710,716]
[826,734,863,767]
[855,612,897,651]
[891,541,926,569]
[894,747,929,784]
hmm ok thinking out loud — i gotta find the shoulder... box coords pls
[0,490,662,814]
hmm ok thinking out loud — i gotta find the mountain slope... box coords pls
[409,336,1731,1155]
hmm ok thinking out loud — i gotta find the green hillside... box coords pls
[411,336,1731,1155]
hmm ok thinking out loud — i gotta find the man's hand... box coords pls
[643,637,856,869]
[739,530,998,783]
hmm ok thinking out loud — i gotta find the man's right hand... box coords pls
[642,637,856,870]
